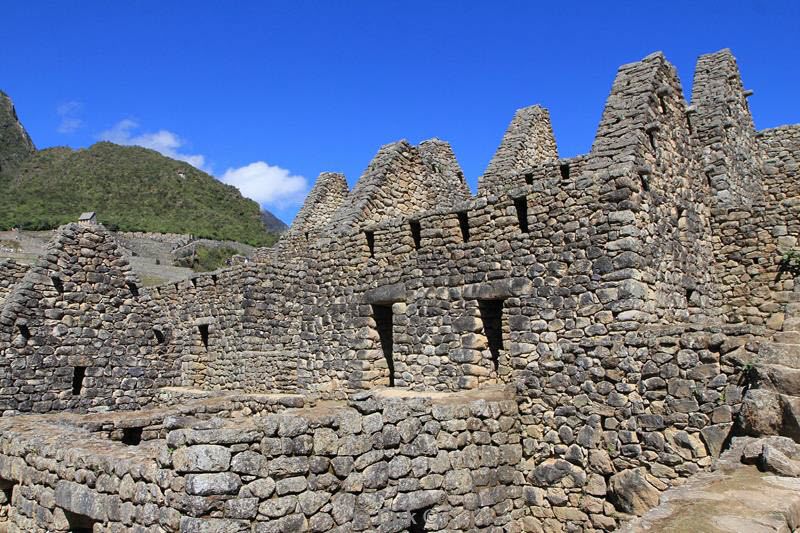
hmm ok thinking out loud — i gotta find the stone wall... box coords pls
[0,388,524,532]
[0,224,177,414]
[711,203,800,330]
[326,139,471,233]
[0,259,27,305]
[0,48,798,531]
[514,324,757,530]
[478,105,559,196]
[760,124,800,204]
[690,49,763,206]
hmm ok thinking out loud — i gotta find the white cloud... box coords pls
[57,101,83,133]
[97,119,207,170]
[97,119,307,209]
[221,162,307,207]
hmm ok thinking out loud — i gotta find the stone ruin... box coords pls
[0,48,798,532]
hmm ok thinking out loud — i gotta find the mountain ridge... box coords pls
[0,91,288,246]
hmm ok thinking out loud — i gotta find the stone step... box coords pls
[758,342,800,369]
[774,331,800,344]
[617,462,800,533]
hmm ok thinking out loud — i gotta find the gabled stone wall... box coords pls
[0,224,177,414]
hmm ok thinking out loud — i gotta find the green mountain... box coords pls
[0,91,285,247]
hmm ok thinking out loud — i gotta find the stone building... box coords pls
[0,48,798,532]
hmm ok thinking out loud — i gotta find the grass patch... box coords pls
[0,240,21,252]
[175,246,240,272]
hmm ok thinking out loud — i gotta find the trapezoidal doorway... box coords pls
[371,304,395,387]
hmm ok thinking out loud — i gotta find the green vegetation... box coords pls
[780,249,800,278]
[175,245,240,272]
[0,142,281,246]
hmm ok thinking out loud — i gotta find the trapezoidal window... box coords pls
[17,324,30,341]
[365,230,375,258]
[198,324,209,350]
[126,281,139,297]
[0,478,16,518]
[658,94,667,114]
[410,221,422,250]
[153,328,166,344]
[457,170,465,184]
[478,299,504,371]
[523,172,534,186]
[372,304,394,387]
[122,427,144,446]
[647,130,657,150]
[409,505,434,533]
[457,212,470,242]
[51,276,64,294]
[639,172,650,192]
[72,366,86,395]
[560,164,570,180]
[63,509,98,532]
[513,197,529,233]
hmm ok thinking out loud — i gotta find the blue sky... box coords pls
[3,0,798,224]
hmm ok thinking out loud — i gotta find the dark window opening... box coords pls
[706,171,714,189]
[190,277,197,288]
[305,232,309,241]
[559,164,570,180]
[686,114,693,134]
[372,304,394,387]
[17,324,30,341]
[211,275,217,285]
[365,231,375,258]
[677,206,685,219]
[410,221,422,250]
[686,287,695,305]
[640,172,650,192]
[64,509,98,533]
[198,325,209,350]
[409,506,434,533]
[523,172,534,186]
[51,276,64,294]
[478,299,504,371]
[457,170,465,183]
[647,130,657,150]
[126,281,139,297]
[121,427,143,446]
[457,212,470,242]
[0,480,16,511]
[658,94,667,114]
[513,197,529,234]
[153,328,166,344]
[72,366,86,395]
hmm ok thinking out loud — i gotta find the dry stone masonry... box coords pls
[0,48,798,532]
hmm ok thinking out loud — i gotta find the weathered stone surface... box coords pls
[608,468,661,516]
